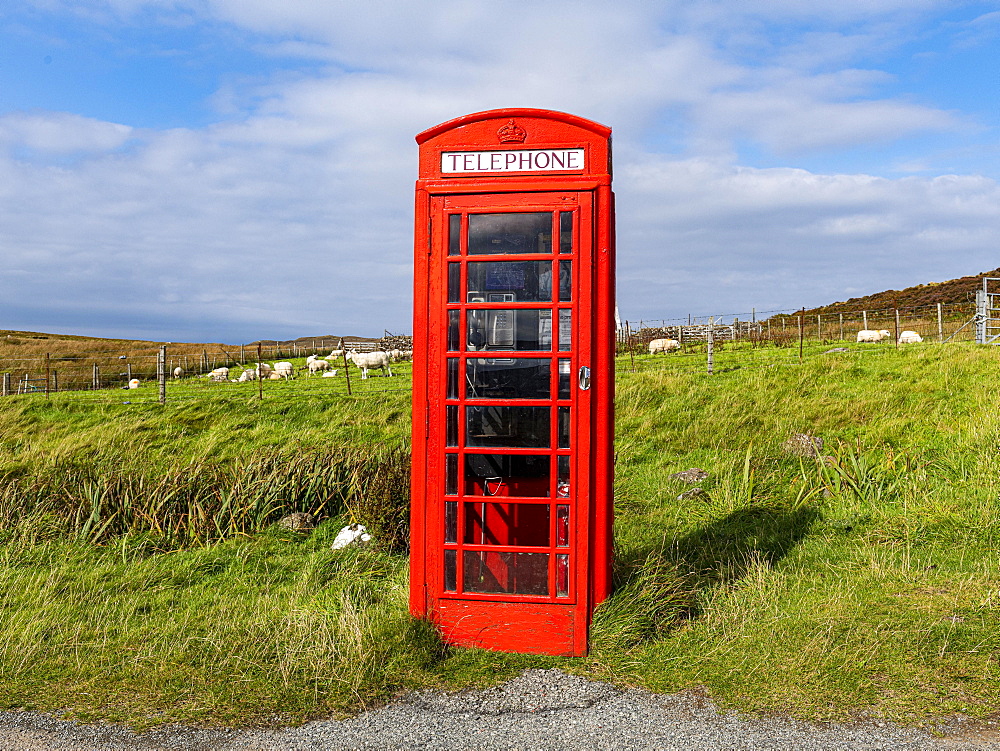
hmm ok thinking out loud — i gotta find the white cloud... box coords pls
[0,111,132,153]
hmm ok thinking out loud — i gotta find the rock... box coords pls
[677,487,706,501]
[783,432,824,458]
[668,468,709,484]
[823,347,850,354]
[332,523,372,550]
[278,512,316,531]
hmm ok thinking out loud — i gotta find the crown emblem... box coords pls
[497,119,527,144]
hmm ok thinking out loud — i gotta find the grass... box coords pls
[1,342,999,727]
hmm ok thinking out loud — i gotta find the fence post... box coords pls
[798,315,804,363]
[894,309,900,348]
[707,317,714,375]
[839,313,844,341]
[341,338,353,396]
[45,353,50,400]
[93,363,100,390]
[767,318,771,338]
[863,310,868,330]
[937,303,944,343]
[201,350,208,372]
[1,373,8,396]
[240,344,246,363]
[127,363,132,382]
[158,345,167,404]
[53,370,58,392]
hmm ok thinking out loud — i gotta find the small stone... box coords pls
[783,433,824,458]
[668,468,709,484]
[677,488,706,501]
[278,512,316,531]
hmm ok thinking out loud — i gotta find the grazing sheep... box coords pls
[648,338,681,354]
[207,367,229,382]
[172,366,184,379]
[234,368,256,382]
[856,329,891,343]
[325,349,345,361]
[346,350,392,379]
[305,354,318,364]
[321,369,339,378]
[255,362,272,377]
[272,361,294,379]
[267,372,284,380]
[898,330,923,344]
[389,349,403,362]
[308,359,331,375]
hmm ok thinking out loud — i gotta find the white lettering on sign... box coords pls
[441,149,586,174]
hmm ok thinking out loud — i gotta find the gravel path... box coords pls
[2,669,998,750]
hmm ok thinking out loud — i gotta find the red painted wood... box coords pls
[412,109,614,656]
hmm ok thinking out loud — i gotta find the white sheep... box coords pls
[648,338,681,354]
[207,367,229,382]
[325,349,345,361]
[346,350,392,379]
[321,369,339,378]
[389,349,403,362]
[126,378,140,389]
[308,359,331,375]
[234,368,256,382]
[898,330,923,344]
[856,329,891,343]
[172,366,184,379]
[272,361,294,379]
[305,354,318,364]
[267,372,284,380]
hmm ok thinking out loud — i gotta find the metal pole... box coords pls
[937,303,944,343]
[158,345,166,404]
[707,317,714,375]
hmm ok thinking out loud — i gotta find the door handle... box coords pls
[578,366,591,390]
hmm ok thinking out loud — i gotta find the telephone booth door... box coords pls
[411,109,614,657]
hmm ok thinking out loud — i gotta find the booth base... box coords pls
[433,599,584,656]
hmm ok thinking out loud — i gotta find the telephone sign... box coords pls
[410,109,615,656]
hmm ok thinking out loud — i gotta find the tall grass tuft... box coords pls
[0,447,411,547]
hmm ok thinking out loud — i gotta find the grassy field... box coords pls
[0,341,998,728]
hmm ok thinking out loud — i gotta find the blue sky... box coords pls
[1,1,999,342]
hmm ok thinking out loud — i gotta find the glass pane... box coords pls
[466,358,550,399]
[556,554,569,597]
[467,309,551,352]
[463,502,549,546]
[448,214,461,256]
[447,358,459,399]
[558,309,572,351]
[559,261,572,302]
[445,454,458,495]
[558,406,570,449]
[444,550,457,591]
[468,213,552,255]
[558,359,571,399]
[465,454,550,497]
[448,263,461,303]
[559,211,573,254]
[463,551,549,596]
[466,261,553,302]
[446,405,459,447]
[557,456,570,497]
[445,501,458,543]
[447,310,460,351]
[466,406,549,448]
[556,505,569,546]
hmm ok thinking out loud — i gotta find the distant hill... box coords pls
[796,267,1000,315]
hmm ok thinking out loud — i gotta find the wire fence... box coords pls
[0,300,984,406]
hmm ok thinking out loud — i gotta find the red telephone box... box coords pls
[410,108,615,656]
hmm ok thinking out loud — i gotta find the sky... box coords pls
[1,1,999,343]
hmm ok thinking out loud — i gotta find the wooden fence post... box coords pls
[1,373,8,396]
[52,370,58,392]
[45,353,50,400]
[863,310,868,330]
[707,317,715,375]
[894,309,900,348]
[839,313,844,341]
[798,315,804,363]
[937,303,944,343]
[817,314,822,341]
[158,345,167,404]
[93,363,100,390]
